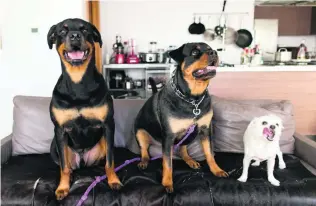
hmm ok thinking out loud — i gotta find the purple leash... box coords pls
[76,124,196,206]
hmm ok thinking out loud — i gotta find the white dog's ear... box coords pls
[251,117,258,125]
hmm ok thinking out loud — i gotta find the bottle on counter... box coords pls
[113,35,124,54]
[297,40,308,59]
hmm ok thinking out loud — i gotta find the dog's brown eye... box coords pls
[262,121,268,125]
[82,29,88,34]
[191,49,200,56]
[59,30,66,35]
[276,123,279,127]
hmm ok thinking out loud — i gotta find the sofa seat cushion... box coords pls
[2,148,316,206]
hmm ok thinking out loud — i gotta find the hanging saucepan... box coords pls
[214,0,227,37]
[188,16,198,34]
[235,16,253,48]
[203,16,216,41]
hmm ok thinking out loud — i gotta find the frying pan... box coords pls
[235,29,253,48]
[235,16,253,48]
[188,16,198,34]
[196,17,206,34]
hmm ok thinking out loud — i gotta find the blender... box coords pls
[126,39,140,64]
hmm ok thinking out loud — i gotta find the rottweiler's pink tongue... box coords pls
[196,66,216,75]
[206,66,216,71]
[263,127,273,137]
[67,51,84,60]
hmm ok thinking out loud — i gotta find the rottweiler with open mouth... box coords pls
[134,42,228,193]
[47,18,121,200]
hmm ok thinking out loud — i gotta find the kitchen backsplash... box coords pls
[278,35,316,50]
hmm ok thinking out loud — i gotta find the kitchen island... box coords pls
[211,65,316,135]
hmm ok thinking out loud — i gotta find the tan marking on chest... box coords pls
[168,109,213,134]
[52,107,80,126]
[52,104,108,126]
[80,104,108,121]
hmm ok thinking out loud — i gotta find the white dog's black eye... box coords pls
[262,121,268,125]
[276,123,279,127]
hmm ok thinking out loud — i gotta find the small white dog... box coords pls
[237,114,286,186]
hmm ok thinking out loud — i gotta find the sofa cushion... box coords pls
[211,95,295,154]
[12,96,54,155]
[2,148,316,206]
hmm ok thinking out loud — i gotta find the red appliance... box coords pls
[115,47,125,64]
[126,39,140,64]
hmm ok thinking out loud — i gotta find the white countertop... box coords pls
[103,64,316,72]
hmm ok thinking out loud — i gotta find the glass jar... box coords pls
[149,42,157,53]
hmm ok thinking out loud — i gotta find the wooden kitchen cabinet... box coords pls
[255,6,313,36]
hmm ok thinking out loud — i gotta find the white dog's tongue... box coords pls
[263,127,273,138]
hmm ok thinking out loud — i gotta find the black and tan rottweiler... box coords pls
[134,42,228,193]
[47,18,121,200]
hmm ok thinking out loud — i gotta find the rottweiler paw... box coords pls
[55,186,69,200]
[138,161,148,170]
[109,181,123,190]
[214,170,229,177]
[186,160,200,169]
[164,185,174,193]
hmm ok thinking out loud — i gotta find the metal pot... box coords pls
[275,48,292,62]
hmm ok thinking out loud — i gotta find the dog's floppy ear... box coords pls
[169,44,185,64]
[90,23,102,48]
[47,24,57,49]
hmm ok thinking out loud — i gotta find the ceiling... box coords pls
[255,0,316,6]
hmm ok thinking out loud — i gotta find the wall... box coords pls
[100,0,255,65]
[0,0,85,139]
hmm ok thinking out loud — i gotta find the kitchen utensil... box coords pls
[126,39,140,64]
[275,48,292,62]
[109,70,126,89]
[196,17,206,34]
[157,49,165,63]
[115,47,125,64]
[235,16,253,48]
[139,52,158,63]
[149,41,157,53]
[224,27,238,44]
[188,16,198,34]
[214,0,227,37]
[203,16,216,41]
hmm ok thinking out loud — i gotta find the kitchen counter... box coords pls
[103,64,316,72]
[218,65,316,72]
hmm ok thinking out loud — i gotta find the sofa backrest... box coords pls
[11,95,295,159]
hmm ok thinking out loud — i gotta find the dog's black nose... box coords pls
[270,125,276,130]
[70,32,81,41]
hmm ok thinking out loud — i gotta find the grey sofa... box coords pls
[1,95,316,206]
